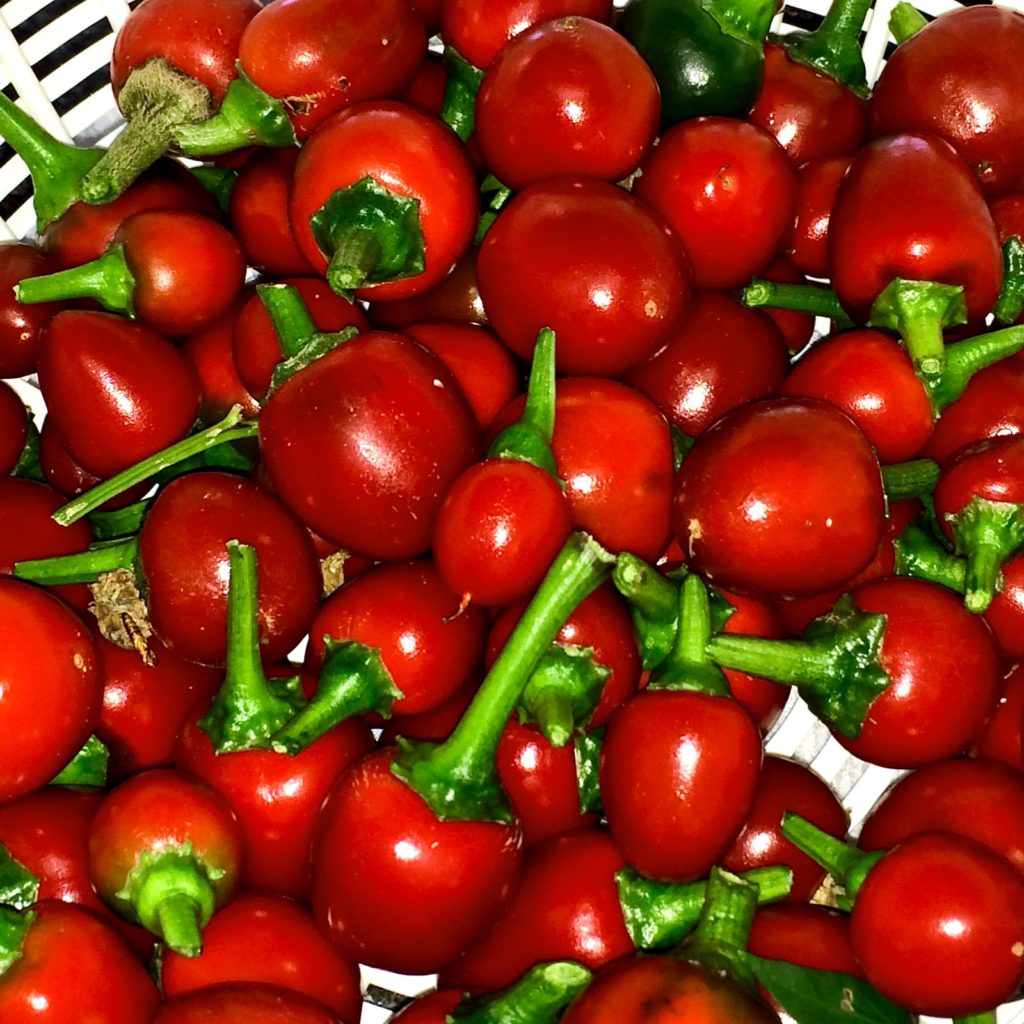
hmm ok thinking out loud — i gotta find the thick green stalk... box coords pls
[15,536,138,585]
[53,406,259,526]
[993,237,1024,325]
[392,532,616,822]
[488,327,560,477]
[704,0,777,44]
[453,961,592,1024]
[785,0,873,94]
[893,520,966,592]
[199,542,305,753]
[49,735,109,788]
[612,553,682,670]
[889,1,929,44]
[0,90,102,229]
[947,497,1024,613]
[16,244,136,315]
[742,278,854,326]
[617,865,792,951]
[926,323,1024,413]
[880,459,940,501]
[679,867,760,986]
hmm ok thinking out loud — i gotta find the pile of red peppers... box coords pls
[0,0,1023,1020]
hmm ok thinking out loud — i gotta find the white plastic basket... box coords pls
[1,0,1022,1021]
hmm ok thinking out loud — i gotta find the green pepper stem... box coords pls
[153,892,204,959]
[80,58,212,205]
[993,237,1024,325]
[49,735,109,788]
[454,961,593,1024]
[780,813,882,907]
[703,0,777,45]
[15,536,138,585]
[785,0,872,93]
[946,496,1024,614]
[706,595,890,739]
[880,458,940,501]
[742,278,854,327]
[952,1013,997,1024]
[0,845,39,910]
[392,532,616,822]
[0,90,102,230]
[612,553,681,670]
[16,244,136,315]
[441,46,484,142]
[893,520,966,592]
[52,406,259,527]
[270,640,401,755]
[199,542,305,753]
[680,867,760,985]
[617,865,792,951]
[927,323,1024,412]
[574,728,603,816]
[889,1,929,44]
[0,906,33,975]
[89,500,152,541]
[487,327,560,477]
[171,72,296,156]
[649,572,729,695]
[257,283,317,359]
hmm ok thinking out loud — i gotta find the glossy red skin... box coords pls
[871,6,1024,197]
[748,904,860,975]
[37,417,153,511]
[139,472,321,666]
[782,329,934,463]
[0,788,153,957]
[0,383,28,473]
[828,133,1002,323]
[561,954,779,1024]
[478,179,692,376]
[490,378,675,561]
[389,990,463,1024]
[155,984,343,1024]
[757,258,816,353]
[673,397,885,598]
[774,498,921,635]
[260,330,481,559]
[399,52,448,116]
[162,894,361,1021]
[750,44,868,166]
[787,155,851,280]
[923,357,1024,463]
[402,322,518,429]
[378,676,478,746]
[852,832,1024,1016]
[972,662,1024,771]
[89,769,244,921]
[310,747,522,974]
[600,690,762,881]
[232,277,368,398]
[0,901,160,1024]
[839,578,1002,768]
[0,579,99,799]
[0,473,107,613]
[290,102,476,301]
[37,310,200,478]
[304,559,486,715]
[495,721,598,847]
[0,242,69,377]
[634,117,797,291]
[475,18,658,189]
[441,827,632,991]
[39,161,220,270]
[112,211,245,336]
[434,459,572,607]
[239,0,426,138]
[934,434,1024,545]
[623,292,789,438]
[858,757,1024,876]
[722,756,848,902]
[442,0,611,69]
[712,589,789,734]
[175,696,373,899]
[229,148,313,276]
[95,629,221,781]
[369,248,488,329]
[488,584,641,729]
[180,296,261,424]
[111,0,259,104]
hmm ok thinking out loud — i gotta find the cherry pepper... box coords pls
[828,132,1003,379]
[434,327,572,608]
[616,0,775,127]
[782,816,1024,1018]
[309,531,616,975]
[88,767,244,957]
